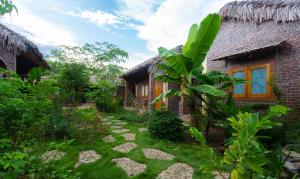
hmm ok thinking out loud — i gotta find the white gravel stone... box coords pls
[75,150,101,168]
[41,150,65,163]
[114,121,127,125]
[113,142,137,153]
[112,157,146,176]
[143,148,174,160]
[157,163,193,179]
[110,125,123,129]
[104,121,112,126]
[121,133,136,141]
[138,128,148,132]
[112,129,130,134]
[102,135,116,143]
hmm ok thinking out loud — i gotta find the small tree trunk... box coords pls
[188,97,200,129]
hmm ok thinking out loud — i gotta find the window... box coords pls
[229,64,271,100]
[141,84,148,97]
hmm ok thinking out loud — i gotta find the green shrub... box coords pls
[117,111,149,123]
[95,98,119,112]
[148,110,183,141]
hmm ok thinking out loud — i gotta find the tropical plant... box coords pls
[152,14,242,135]
[148,110,184,141]
[57,63,89,108]
[0,151,29,178]
[0,0,17,16]
[190,105,290,179]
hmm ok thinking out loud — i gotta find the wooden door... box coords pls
[155,80,163,109]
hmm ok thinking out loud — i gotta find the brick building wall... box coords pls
[207,20,300,110]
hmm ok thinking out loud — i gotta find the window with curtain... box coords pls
[229,64,271,100]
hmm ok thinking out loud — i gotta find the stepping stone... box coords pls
[110,125,123,129]
[113,142,137,153]
[41,150,65,163]
[112,157,146,176]
[101,118,109,122]
[104,121,112,126]
[138,128,148,132]
[107,116,114,119]
[112,120,121,122]
[157,163,193,179]
[213,171,230,179]
[114,121,127,125]
[75,150,101,168]
[121,133,136,141]
[102,135,116,143]
[143,148,174,160]
[112,129,129,134]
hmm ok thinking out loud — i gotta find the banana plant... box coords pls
[152,13,238,130]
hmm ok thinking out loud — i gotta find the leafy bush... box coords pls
[117,111,149,123]
[148,110,184,141]
[190,105,290,178]
[69,108,105,143]
[88,80,120,112]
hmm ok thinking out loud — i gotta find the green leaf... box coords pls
[192,84,226,97]
[231,169,238,179]
[183,13,221,70]
[165,55,187,75]
[151,89,181,104]
[157,63,179,79]
[183,24,198,57]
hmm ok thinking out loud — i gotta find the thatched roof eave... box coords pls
[220,0,300,24]
[212,40,285,61]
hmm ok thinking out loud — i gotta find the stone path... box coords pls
[110,125,122,129]
[138,128,148,132]
[41,150,65,163]
[75,150,101,168]
[143,148,174,160]
[157,163,193,179]
[104,121,112,126]
[100,118,109,122]
[114,121,127,125]
[102,135,116,143]
[113,142,137,153]
[112,129,130,134]
[121,133,136,141]
[112,157,146,176]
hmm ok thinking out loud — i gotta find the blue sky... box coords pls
[1,0,231,68]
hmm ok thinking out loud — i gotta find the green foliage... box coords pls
[117,111,150,123]
[153,14,243,134]
[0,0,17,16]
[89,80,121,112]
[148,110,184,141]
[68,108,105,143]
[0,151,29,178]
[49,139,75,150]
[191,105,290,178]
[0,69,57,147]
[57,63,89,107]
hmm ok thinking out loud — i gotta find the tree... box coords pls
[0,0,17,16]
[48,42,128,71]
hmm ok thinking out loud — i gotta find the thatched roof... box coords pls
[121,45,182,79]
[0,23,48,68]
[207,0,300,62]
[220,0,300,24]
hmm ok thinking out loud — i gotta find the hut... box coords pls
[207,0,300,111]
[121,49,189,120]
[0,23,49,77]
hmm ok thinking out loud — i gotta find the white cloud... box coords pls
[120,52,154,69]
[116,0,231,52]
[135,0,232,52]
[1,4,77,47]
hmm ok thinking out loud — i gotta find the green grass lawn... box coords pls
[31,111,215,179]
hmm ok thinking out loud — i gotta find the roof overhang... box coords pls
[212,40,285,61]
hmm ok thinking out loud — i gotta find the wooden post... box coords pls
[124,80,129,107]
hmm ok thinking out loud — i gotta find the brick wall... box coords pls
[207,20,300,112]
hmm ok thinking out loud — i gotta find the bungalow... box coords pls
[207,0,300,112]
[120,48,190,121]
[0,24,49,77]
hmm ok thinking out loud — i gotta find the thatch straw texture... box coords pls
[220,0,300,24]
[0,23,42,58]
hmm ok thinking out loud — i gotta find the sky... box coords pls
[0,0,232,69]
